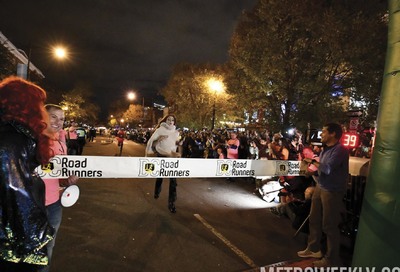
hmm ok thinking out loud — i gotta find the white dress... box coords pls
[145,122,179,157]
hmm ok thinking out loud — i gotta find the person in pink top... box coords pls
[66,121,79,155]
[41,104,79,272]
[58,128,67,144]
[217,147,225,159]
[226,131,240,159]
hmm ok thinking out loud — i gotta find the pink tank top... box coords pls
[227,139,240,159]
[43,137,67,206]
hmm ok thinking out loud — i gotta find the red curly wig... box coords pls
[0,76,51,164]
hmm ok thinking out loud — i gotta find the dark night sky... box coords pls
[0,0,257,118]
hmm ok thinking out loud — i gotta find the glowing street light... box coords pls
[207,78,224,94]
[207,77,225,130]
[127,91,136,102]
[16,45,68,80]
[53,46,68,60]
[127,91,146,125]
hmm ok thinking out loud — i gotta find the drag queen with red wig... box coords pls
[0,77,54,272]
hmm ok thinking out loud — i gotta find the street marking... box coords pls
[194,213,257,268]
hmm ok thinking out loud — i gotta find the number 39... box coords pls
[343,134,357,147]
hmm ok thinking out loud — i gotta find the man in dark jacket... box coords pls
[298,123,349,267]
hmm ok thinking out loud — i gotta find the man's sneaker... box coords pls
[297,249,323,258]
[313,258,331,267]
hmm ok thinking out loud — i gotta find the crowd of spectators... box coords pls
[125,127,320,161]
[110,124,374,160]
[175,128,319,164]
[168,127,319,203]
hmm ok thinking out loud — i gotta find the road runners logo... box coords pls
[139,158,190,177]
[216,160,255,177]
[144,163,155,173]
[41,162,55,173]
[36,157,62,177]
[276,161,289,176]
[36,157,103,178]
[216,160,232,176]
[220,163,229,173]
[275,161,304,176]
[139,159,160,177]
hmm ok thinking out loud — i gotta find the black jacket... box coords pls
[0,121,54,265]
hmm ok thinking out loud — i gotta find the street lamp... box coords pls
[16,48,31,80]
[16,45,68,80]
[127,91,136,102]
[53,46,68,60]
[207,78,225,130]
[127,91,145,125]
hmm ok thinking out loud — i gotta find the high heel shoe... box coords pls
[168,202,176,213]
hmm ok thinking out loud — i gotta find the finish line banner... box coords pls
[36,156,308,179]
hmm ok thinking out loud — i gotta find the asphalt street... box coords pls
[50,136,351,272]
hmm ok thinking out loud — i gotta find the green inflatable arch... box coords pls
[352,0,400,268]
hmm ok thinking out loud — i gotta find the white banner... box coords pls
[36,156,308,179]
